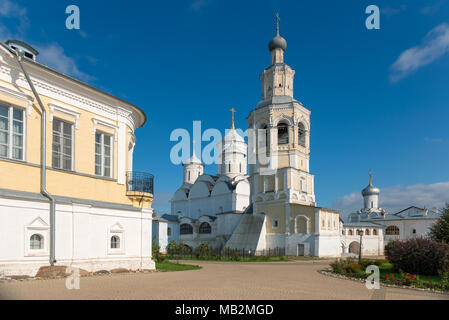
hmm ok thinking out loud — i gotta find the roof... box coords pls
[161,214,181,222]
[0,41,147,128]
[344,221,385,228]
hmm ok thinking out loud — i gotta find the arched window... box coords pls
[167,227,172,237]
[277,122,289,145]
[356,229,361,236]
[110,235,120,249]
[259,124,270,156]
[365,229,370,236]
[386,225,400,235]
[412,228,417,235]
[180,224,193,235]
[239,163,242,173]
[373,229,378,236]
[199,222,212,234]
[188,171,190,181]
[348,230,353,236]
[342,229,345,235]
[30,234,43,250]
[298,122,306,147]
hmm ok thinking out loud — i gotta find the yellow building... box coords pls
[0,40,155,276]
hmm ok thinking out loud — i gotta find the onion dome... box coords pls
[269,35,287,52]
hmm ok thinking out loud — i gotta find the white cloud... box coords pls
[0,1,94,83]
[333,181,449,220]
[421,2,443,15]
[35,43,94,82]
[0,0,28,34]
[390,23,449,82]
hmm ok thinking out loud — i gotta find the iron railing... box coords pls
[126,171,154,194]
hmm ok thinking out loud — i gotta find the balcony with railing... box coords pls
[126,171,154,208]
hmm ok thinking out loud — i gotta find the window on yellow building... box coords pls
[0,104,25,161]
[95,131,113,177]
[52,119,73,171]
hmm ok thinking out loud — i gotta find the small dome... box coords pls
[362,183,380,196]
[269,35,287,52]
[183,153,203,166]
[224,128,245,143]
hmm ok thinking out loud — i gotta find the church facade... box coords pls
[341,174,442,257]
[169,128,251,251]
[164,19,341,257]
[156,18,442,258]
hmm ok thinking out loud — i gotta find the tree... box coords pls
[430,204,449,244]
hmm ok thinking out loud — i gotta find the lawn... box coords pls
[166,255,292,262]
[155,261,202,272]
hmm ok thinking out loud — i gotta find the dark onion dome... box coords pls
[362,183,380,196]
[268,35,287,52]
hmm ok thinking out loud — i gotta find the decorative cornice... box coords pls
[92,117,118,141]
[0,83,33,115]
[49,102,80,129]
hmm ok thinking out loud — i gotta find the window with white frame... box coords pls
[30,234,43,250]
[272,219,279,229]
[52,118,73,170]
[0,104,25,160]
[95,131,113,177]
[110,235,120,249]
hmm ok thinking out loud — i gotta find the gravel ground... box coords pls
[0,260,448,300]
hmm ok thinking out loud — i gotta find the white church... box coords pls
[154,16,442,258]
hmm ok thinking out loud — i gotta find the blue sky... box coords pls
[1,0,448,217]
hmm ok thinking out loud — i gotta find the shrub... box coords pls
[430,204,449,244]
[196,243,212,258]
[167,241,179,256]
[385,238,449,276]
[152,237,165,262]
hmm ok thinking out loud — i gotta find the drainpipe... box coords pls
[14,50,56,266]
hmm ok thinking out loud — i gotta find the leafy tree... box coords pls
[430,204,449,244]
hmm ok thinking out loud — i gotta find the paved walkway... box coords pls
[1,260,448,300]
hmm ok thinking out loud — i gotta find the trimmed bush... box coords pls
[385,238,449,276]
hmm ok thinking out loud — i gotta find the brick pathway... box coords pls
[0,260,447,300]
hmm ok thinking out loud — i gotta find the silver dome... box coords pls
[362,183,380,196]
[268,35,287,52]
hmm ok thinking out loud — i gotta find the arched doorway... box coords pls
[349,241,360,254]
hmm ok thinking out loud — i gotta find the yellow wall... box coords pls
[0,80,147,207]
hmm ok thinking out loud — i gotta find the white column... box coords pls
[117,122,126,185]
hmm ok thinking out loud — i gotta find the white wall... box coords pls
[0,196,155,276]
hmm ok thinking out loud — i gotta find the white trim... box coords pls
[0,84,33,115]
[49,102,80,129]
[108,222,125,255]
[24,217,50,257]
[92,117,118,141]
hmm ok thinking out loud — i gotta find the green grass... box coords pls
[155,261,202,272]
[166,255,292,262]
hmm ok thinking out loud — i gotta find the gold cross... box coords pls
[230,108,236,129]
[369,169,373,184]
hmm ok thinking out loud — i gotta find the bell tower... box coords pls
[247,14,316,213]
